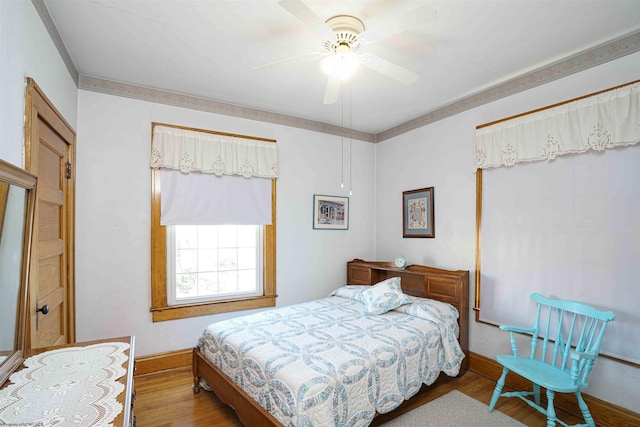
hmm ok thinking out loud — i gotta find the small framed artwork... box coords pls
[402,187,435,238]
[313,194,349,230]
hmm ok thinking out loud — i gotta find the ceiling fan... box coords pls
[258,0,437,105]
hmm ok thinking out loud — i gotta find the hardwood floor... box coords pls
[133,367,582,426]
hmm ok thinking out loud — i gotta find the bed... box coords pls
[192,259,469,426]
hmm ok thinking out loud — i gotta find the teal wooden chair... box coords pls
[488,293,615,427]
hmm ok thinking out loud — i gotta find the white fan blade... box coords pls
[323,75,341,105]
[360,4,437,44]
[279,0,335,40]
[360,54,418,85]
[253,51,323,71]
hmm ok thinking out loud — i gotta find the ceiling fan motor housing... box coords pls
[324,15,365,54]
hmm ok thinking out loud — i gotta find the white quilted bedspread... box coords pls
[197,289,464,427]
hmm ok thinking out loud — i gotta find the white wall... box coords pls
[0,0,77,165]
[375,52,640,412]
[74,90,376,357]
[0,0,76,357]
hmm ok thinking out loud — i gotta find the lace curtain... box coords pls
[151,125,278,179]
[150,124,276,225]
[474,81,640,169]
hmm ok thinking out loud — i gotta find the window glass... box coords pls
[168,225,262,305]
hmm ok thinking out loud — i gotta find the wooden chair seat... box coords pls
[496,355,580,393]
[488,293,615,427]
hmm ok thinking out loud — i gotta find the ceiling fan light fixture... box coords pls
[320,15,365,81]
[273,2,422,104]
[321,47,359,80]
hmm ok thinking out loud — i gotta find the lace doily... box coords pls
[0,341,130,427]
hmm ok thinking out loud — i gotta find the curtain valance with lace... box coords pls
[151,125,278,179]
[150,124,276,225]
[474,81,640,169]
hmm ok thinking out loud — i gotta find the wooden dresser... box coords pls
[1,336,136,427]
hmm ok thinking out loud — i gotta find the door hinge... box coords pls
[66,162,72,179]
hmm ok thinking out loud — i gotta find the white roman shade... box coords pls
[159,170,272,225]
[474,81,640,169]
[151,124,277,225]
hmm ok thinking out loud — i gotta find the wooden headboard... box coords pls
[347,259,470,375]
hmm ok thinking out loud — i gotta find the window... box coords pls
[167,224,263,305]
[151,172,276,321]
[150,123,277,322]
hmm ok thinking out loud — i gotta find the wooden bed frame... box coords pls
[192,259,470,427]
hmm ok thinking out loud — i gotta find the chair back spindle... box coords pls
[529,294,614,385]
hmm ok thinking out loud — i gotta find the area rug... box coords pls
[382,390,527,426]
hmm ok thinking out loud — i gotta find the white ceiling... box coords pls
[42,0,640,137]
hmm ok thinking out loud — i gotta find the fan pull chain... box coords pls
[349,84,352,196]
[340,81,345,189]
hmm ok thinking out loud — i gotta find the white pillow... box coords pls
[361,277,412,315]
[330,285,366,302]
[393,297,460,337]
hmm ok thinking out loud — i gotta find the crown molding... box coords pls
[38,0,638,144]
[78,30,640,144]
[31,0,79,85]
[376,30,640,142]
[78,76,377,143]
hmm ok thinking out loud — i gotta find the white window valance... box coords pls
[151,125,278,179]
[474,81,640,169]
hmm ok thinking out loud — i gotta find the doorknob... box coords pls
[35,302,49,331]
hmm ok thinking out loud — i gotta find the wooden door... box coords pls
[24,78,76,349]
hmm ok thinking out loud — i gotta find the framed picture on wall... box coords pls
[313,194,349,230]
[402,187,434,238]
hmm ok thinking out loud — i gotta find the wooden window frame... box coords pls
[150,172,277,322]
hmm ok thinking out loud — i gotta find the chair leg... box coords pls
[576,391,595,427]
[533,383,540,406]
[488,367,508,412]
[545,389,557,427]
